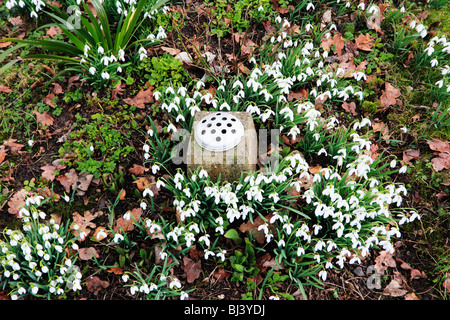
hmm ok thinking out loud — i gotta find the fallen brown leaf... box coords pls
[78,247,100,260]
[86,276,109,295]
[427,139,450,153]
[7,188,30,216]
[33,110,55,127]
[56,168,78,193]
[0,85,12,93]
[410,269,427,281]
[182,256,202,283]
[123,87,154,109]
[402,149,420,165]
[72,210,99,241]
[41,165,58,182]
[355,33,374,51]
[320,32,344,56]
[342,101,357,116]
[161,46,181,56]
[3,139,24,154]
[374,250,396,274]
[113,208,143,233]
[430,152,450,172]
[8,17,23,26]
[46,26,63,38]
[129,164,149,176]
[383,279,408,297]
[380,82,401,109]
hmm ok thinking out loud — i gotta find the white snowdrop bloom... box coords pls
[431,59,438,67]
[167,123,177,133]
[399,165,408,174]
[306,2,315,11]
[101,72,110,80]
[114,233,124,243]
[204,249,215,260]
[151,164,160,174]
[390,159,397,168]
[357,2,365,10]
[30,10,38,18]
[196,80,205,90]
[305,23,313,32]
[143,188,154,198]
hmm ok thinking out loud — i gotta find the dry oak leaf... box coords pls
[383,279,408,297]
[8,17,23,26]
[287,88,308,101]
[41,165,58,182]
[161,46,181,56]
[430,152,450,172]
[374,250,396,274]
[380,82,401,109]
[33,110,54,127]
[46,26,63,38]
[7,188,30,216]
[76,172,94,196]
[354,33,374,51]
[239,213,275,245]
[113,208,143,233]
[0,85,12,93]
[427,139,450,171]
[427,139,450,153]
[78,247,100,260]
[56,168,78,193]
[123,87,154,109]
[129,164,149,176]
[342,101,357,116]
[182,256,202,284]
[0,150,6,164]
[72,210,99,241]
[403,149,420,165]
[53,82,64,95]
[0,41,12,48]
[320,32,344,56]
[86,276,109,295]
[3,138,24,154]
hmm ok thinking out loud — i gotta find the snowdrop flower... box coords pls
[30,10,38,19]
[357,2,365,10]
[89,67,96,75]
[399,165,408,174]
[204,249,215,260]
[169,278,181,289]
[305,23,313,32]
[97,46,104,55]
[196,80,205,90]
[151,164,160,174]
[431,59,438,67]
[138,47,147,61]
[143,188,154,197]
[306,2,315,11]
[114,233,124,243]
[101,72,110,80]
[390,159,397,168]
[167,123,177,133]
[153,91,161,101]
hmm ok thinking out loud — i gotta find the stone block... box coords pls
[186,111,257,182]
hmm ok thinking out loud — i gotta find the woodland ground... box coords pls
[0,0,449,301]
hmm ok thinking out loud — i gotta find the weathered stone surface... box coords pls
[186,111,257,182]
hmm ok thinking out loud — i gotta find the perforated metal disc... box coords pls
[195,112,245,152]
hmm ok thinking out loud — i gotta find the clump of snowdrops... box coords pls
[0,194,81,300]
[134,14,421,289]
